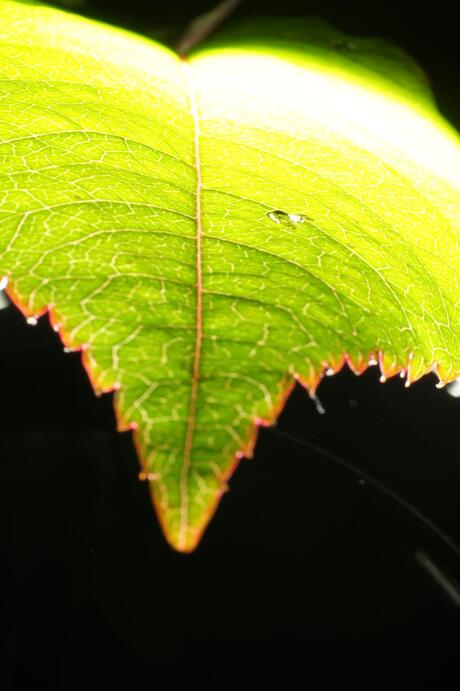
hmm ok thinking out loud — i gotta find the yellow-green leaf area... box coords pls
[1,0,459,551]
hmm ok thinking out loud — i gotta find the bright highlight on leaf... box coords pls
[1,1,460,551]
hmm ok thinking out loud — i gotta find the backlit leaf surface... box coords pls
[1,1,460,550]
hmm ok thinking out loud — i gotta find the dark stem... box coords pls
[176,0,242,57]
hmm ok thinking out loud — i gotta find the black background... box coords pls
[1,0,460,687]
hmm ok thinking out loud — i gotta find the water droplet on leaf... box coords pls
[0,278,9,311]
[267,210,311,226]
[26,316,38,326]
[446,379,460,397]
[310,392,326,415]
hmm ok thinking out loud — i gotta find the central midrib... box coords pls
[178,60,203,551]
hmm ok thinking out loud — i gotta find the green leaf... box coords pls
[1,0,459,551]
